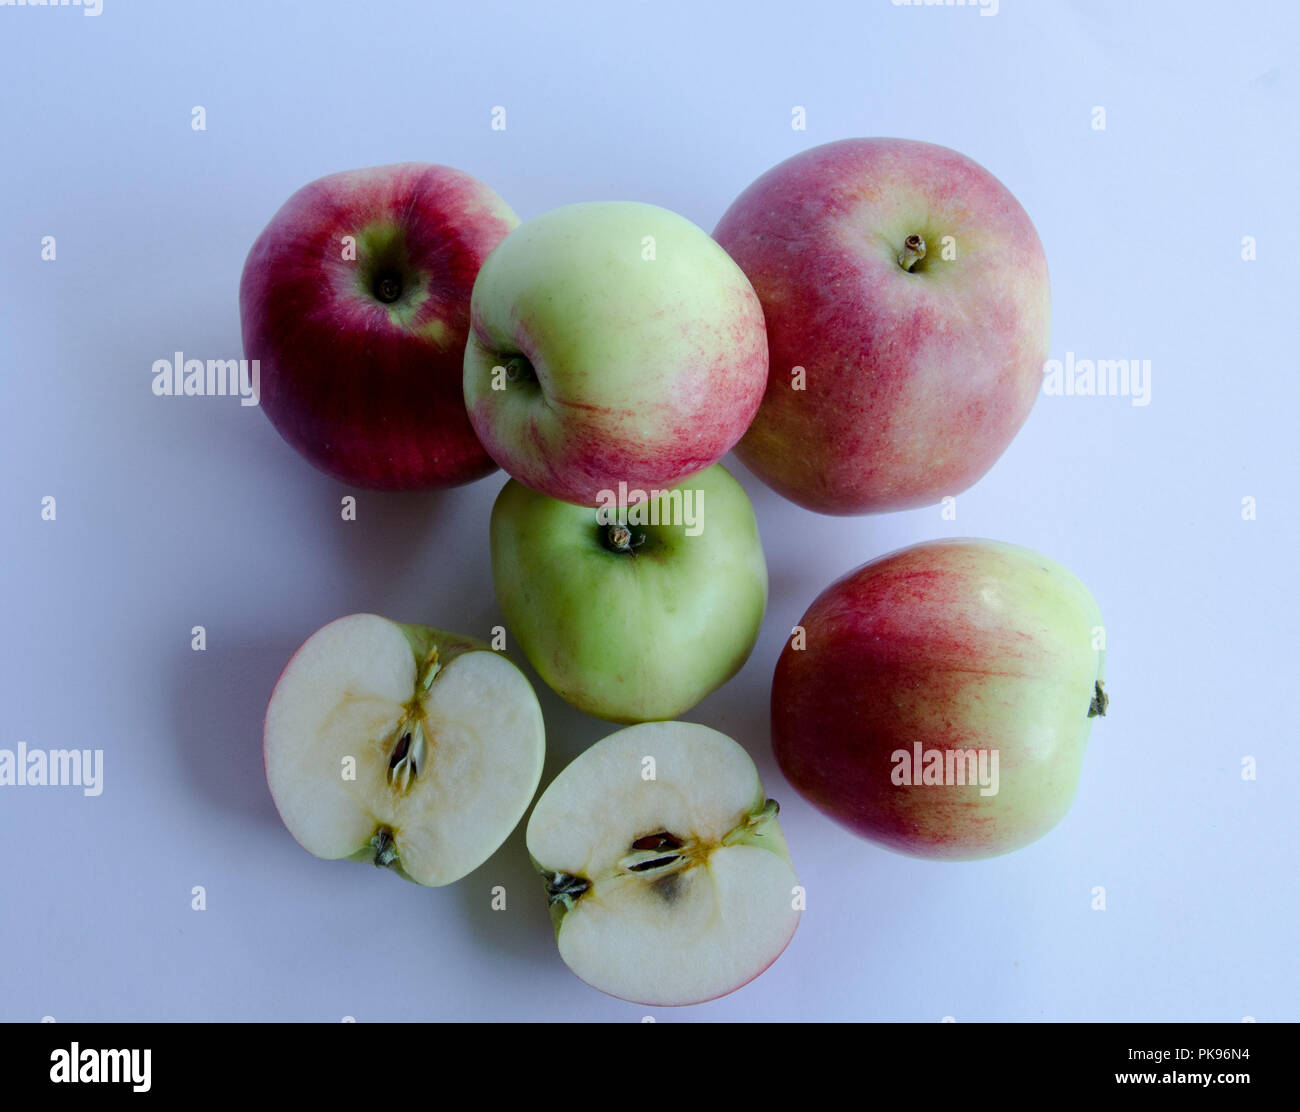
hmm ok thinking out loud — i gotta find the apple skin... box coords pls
[240,163,518,490]
[463,202,768,507]
[772,539,1105,859]
[714,138,1050,514]
[490,464,767,722]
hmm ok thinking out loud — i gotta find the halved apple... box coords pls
[526,722,800,1006]
[264,613,545,886]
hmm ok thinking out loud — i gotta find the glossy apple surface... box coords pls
[773,539,1105,859]
[241,162,517,490]
[464,201,768,506]
[714,138,1050,514]
[490,464,767,722]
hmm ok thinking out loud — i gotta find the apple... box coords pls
[263,613,544,885]
[526,721,800,1006]
[713,138,1051,514]
[240,163,518,490]
[490,464,767,723]
[772,539,1106,859]
[463,201,768,507]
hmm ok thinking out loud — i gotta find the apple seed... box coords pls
[631,831,685,852]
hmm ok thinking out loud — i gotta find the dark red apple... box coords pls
[240,163,517,490]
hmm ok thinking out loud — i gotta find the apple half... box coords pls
[526,722,800,1006]
[264,614,545,886]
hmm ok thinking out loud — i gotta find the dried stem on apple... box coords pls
[898,234,927,272]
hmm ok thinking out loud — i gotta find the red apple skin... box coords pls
[772,539,1105,860]
[240,163,518,490]
[714,139,1050,515]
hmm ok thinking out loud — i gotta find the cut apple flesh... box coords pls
[264,614,545,886]
[526,722,800,1006]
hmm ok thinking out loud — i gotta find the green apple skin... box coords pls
[773,539,1106,860]
[463,202,768,507]
[490,464,767,723]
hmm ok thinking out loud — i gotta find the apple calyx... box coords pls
[602,520,647,555]
[501,354,536,384]
[544,871,592,913]
[370,828,399,868]
[1088,680,1109,718]
[898,233,927,272]
[353,222,430,324]
[374,271,403,303]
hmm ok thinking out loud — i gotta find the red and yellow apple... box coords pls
[240,162,517,490]
[772,539,1106,859]
[714,138,1051,515]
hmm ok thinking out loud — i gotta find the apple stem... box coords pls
[721,798,780,846]
[419,649,441,691]
[898,234,926,272]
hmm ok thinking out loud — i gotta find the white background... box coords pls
[1,0,1296,1021]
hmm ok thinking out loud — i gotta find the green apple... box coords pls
[526,721,801,1006]
[462,201,768,507]
[490,464,767,723]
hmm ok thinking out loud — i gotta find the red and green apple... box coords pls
[714,138,1051,514]
[772,539,1105,859]
[464,201,768,507]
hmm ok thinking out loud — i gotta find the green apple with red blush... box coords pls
[464,201,769,507]
[240,162,517,490]
[772,539,1106,859]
